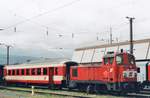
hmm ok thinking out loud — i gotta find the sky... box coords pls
[0,0,150,58]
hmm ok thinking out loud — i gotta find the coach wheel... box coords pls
[118,91,127,96]
[48,84,55,89]
[57,85,62,90]
[4,82,7,86]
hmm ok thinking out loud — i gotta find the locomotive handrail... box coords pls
[136,59,150,62]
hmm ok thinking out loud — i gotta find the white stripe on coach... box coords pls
[5,75,49,81]
[53,76,64,81]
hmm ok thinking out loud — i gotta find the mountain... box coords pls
[0,54,38,65]
[0,54,71,65]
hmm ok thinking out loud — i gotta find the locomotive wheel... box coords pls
[94,84,107,94]
[4,82,8,86]
[78,84,86,92]
[57,85,62,90]
[94,85,101,94]
[48,84,55,89]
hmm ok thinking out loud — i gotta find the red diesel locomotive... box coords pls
[3,51,139,93]
[69,51,138,93]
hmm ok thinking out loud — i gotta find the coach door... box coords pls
[49,67,54,83]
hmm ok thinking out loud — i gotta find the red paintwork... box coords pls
[6,80,49,84]
[70,52,137,83]
[53,81,62,84]
[148,65,150,81]
[0,67,3,80]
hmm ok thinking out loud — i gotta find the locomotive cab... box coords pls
[102,51,139,92]
[115,53,137,82]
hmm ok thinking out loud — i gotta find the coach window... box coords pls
[37,68,41,75]
[17,69,19,75]
[8,70,11,75]
[32,69,35,75]
[43,68,47,75]
[21,69,24,75]
[72,68,78,77]
[26,69,30,75]
[12,70,15,75]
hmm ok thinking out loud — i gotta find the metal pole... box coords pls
[126,16,135,54]
[110,27,112,45]
[7,46,9,65]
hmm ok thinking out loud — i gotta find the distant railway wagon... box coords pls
[3,50,139,94]
[137,62,150,89]
[0,65,3,83]
[3,64,66,88]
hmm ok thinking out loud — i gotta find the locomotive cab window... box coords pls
[104,57,114,65]
[128,55,135,65]
[104,58,109,65]
[110,57,114,64]
[72,68,78,77]
[116,54,123,65]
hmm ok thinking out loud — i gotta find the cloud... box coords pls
[0,0,150,58]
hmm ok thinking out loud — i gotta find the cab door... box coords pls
[108,57,115,82]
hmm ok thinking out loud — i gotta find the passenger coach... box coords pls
[3,63,66,88]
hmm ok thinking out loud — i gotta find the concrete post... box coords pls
[31,86,35,96]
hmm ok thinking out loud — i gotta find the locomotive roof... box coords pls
[103,53,114,58]
[103,52,130,58]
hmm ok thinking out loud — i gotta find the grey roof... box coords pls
[76,38,150,51]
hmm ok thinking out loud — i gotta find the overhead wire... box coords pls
[2,0,81,31]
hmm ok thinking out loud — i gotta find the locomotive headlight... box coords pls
[134,72,137,77]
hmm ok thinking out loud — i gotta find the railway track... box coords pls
[1,86,150,98]
[0,86,96,98]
